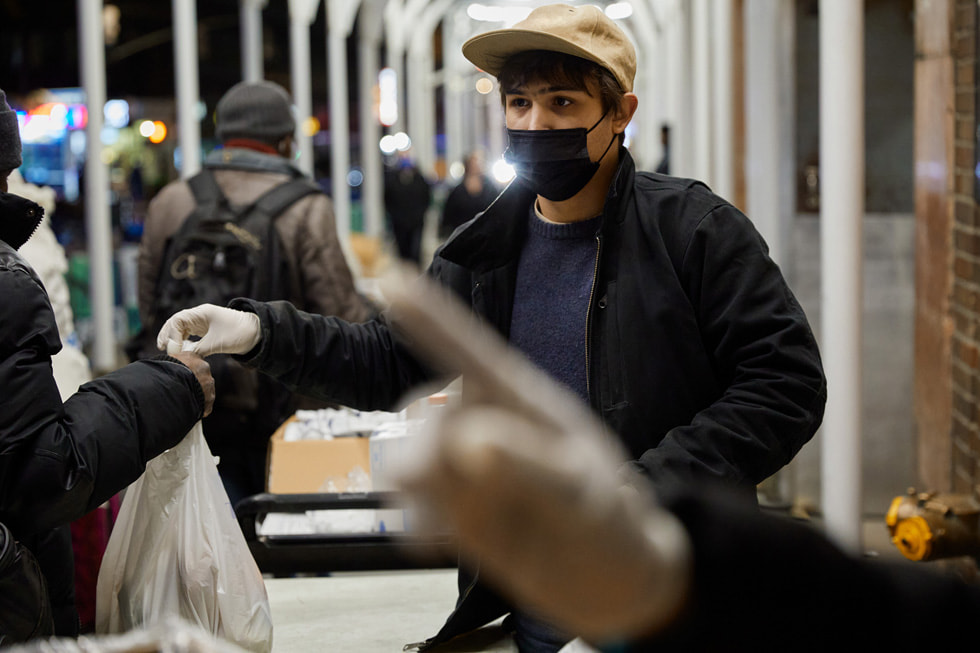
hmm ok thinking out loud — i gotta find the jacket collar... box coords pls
[439,147,636,272]
[0,191,44,250]
[204,146,303,177]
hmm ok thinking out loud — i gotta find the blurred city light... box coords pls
[104,99,130,128]
[449,161,465,179]
[303,116,320,136]
[492,158,515,184]
[138,120,156,138]
[148,121,167,144]
[347,168,364,187]
[475,77,494,95]
[379,131,412,155]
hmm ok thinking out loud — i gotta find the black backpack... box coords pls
[140,169,321,444]
[153,168,320,325]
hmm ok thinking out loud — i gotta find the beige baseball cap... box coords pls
[462,4,636,93]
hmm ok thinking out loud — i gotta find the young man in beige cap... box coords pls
[157,5,825,651]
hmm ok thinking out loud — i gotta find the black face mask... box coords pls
[504,112,617,202]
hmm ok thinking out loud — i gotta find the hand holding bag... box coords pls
[95,413,273,652]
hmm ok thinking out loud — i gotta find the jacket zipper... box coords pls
[585,234,602,401]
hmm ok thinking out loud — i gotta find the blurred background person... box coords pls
[439,149,499,242]
[384,148,431,267]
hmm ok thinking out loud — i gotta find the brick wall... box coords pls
[949,0,979,495]
[914,0,979,496]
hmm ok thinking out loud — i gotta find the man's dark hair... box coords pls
[496,50,625,116]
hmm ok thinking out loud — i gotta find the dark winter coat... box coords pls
[0,191,206,638]
[229,148,826,648]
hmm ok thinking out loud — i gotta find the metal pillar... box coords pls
[819,0,864,554]
[325,0,360,251]
[77,0,115,372]
[240,0,267,82]
[711,0,734,202]
[172,0,201,177]
[691,0,712,185]
[289,0,319,176]
[359,0,385,238]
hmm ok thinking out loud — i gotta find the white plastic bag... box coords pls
[95,420,274,653]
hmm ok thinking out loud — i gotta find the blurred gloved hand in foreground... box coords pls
[382,269,692,645]
[156,304,261,358]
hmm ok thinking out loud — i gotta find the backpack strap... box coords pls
[248,177,323,222]
[186,168,227,207]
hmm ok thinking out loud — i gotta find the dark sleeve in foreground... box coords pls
[229,298,439,411]
[0,266,204,536]
[618,486,980,652]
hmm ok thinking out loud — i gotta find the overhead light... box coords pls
[605,2,633,20]
[466,3,532,24]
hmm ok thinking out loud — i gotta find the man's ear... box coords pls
[612,93,639,135]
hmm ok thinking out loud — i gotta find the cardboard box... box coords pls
[266,416,372,494]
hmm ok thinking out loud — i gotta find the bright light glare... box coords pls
[138,120,156,138]
[148,121,167,144]
[303,116,321,137]
[378,67,398,127]
[392,131,411,151]
[492,158,515,184]
[466,3,532,24]
[475,77,494,95]
[449,161,465,179]
[379,135,397,155]
[347,168,364,187]
[104,99,130,128]
[605,2,633,20]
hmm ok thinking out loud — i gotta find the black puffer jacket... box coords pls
[231,149,826,647]
[0,191,206,637]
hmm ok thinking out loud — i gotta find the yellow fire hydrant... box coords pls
[885,489,980,562]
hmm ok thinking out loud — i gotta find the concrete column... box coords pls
[819,0,864,554]
[359,0,384,237]
[289,0,319,176]
[240,0,267,82]
[77,0,115,371]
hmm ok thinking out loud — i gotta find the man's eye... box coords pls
[554,97,573,107]
[508,98,529,108]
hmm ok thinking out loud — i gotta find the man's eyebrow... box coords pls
[503,85,586,96]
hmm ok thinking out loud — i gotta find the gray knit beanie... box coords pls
[0,89,23,171]
[214,80,296,145]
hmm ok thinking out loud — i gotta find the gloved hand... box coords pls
[383,270,692,644]
[156,303,261,358]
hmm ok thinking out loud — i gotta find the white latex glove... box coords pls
[381,269,692,644]
[156,303,261,358]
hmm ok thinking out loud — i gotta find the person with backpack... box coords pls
[136,80,376,508]
[0,86,215,642]
[157,6,825,651]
